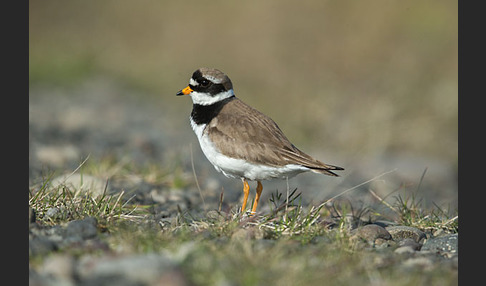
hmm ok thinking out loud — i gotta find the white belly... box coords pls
[191,119,309,181]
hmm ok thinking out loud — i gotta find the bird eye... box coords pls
[200,79,210,87]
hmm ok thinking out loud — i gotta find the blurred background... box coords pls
[29,1,457,210]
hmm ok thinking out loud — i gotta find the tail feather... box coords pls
[279,148,344,177]
[308,164,344,177]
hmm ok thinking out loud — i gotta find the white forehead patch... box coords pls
[189,78,199,86]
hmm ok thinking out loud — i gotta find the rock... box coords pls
[398,238,422,251]
[30,218,101,257]
[29,236,58,256]
[352,224,392,245]
[385,226,426,243]
[30,224,66,244]
[421,234,458,255]
[45,207,61,219]
[65,217,98,240]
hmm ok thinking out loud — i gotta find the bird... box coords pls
[177,68,343,214]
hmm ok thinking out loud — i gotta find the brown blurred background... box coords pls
[29,1,457,208]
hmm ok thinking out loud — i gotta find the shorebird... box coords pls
[177,68,343,214]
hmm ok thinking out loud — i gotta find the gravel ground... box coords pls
[29,214,458,285]
[29,78,458,285]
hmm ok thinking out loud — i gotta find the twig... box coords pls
[416,167,428,193]
[368,188,399,213]
[64,153,91,182]
[219,187,224,212]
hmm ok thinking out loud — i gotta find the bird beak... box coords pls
[176,86,193,96]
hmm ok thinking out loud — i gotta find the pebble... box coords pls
[394,238,422,254]
[351,224,392,245]
[45,207,61,219]
[385,226,426,243]
[29,236,58,256]
[398,238,422,251]
[65,217,98,240]
[29,218,101,257]
[422,234,458,255]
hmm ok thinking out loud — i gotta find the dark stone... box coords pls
[29,237,58,256]
[65,217,98,240]
[422,234,458,255]
[398,238,422,251]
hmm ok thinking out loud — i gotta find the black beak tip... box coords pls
[176,90,184,96]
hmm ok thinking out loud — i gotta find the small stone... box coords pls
[385,226,426,243]
[398,238,422,251]
[352,224,392,244]
[65,217,98,240]
[422,234,458,255]
[45,207,61,219]
[29,237,58,256]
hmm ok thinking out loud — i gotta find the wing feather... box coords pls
[206,98,343,176]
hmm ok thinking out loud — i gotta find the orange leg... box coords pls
[251,181,263,214]
[241,179,250,212]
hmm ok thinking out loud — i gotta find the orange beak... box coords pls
[176,86,193,96]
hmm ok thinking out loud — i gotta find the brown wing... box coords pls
[206,98,343,176]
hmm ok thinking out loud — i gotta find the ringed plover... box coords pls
[177,68,343,214]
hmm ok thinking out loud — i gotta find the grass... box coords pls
[29,158,458,285]
[29,173,133,226]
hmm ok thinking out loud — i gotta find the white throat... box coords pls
[190,89,235,106]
